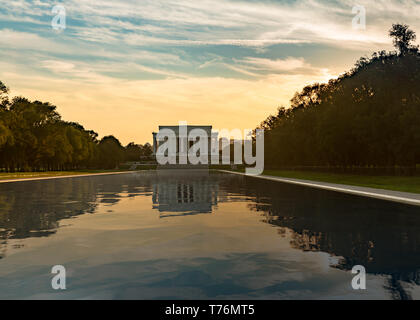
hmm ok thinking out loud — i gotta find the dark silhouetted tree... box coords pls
[98,135,124,169]
[389,23,418,55]
[258,24,420,170]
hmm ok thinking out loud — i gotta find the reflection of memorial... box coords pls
[152,170,219,217]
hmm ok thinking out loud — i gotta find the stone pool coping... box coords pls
[0,171,134,183]
[2,169,419,207]
[219,170,420,207]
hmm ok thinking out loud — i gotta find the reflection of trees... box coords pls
[0,174,154,259]
[243,177,420,300]
[3,172,419,298]
[0,179,98,240]
[0,178,99,258]
[0,172,233,258]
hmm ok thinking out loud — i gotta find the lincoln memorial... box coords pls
[152,124,218,167]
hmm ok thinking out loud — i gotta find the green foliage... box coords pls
[98,135,124,169]
[259,24,420,168]
[0,86,149,171]
[124,142,153,161]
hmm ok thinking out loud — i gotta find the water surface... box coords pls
[1,170,419,299]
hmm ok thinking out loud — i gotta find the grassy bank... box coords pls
[261,170,420,194]
[0,169,131,181]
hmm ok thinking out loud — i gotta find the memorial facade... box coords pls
[152,125,218,166]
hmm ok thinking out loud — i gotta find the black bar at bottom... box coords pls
[0,299,412,318]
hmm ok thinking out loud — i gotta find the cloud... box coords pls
[122,33,308,47]
[227,57,332,79]
[4,64,335,144]
[1,0,419,143]
[0,29,59,51]
[42,60,76,73]
[240,57,308,72]
[62,0,420,49]
[3,0,419,50]
[40,59,189,81]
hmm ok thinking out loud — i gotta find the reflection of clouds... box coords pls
[2,253,383,299]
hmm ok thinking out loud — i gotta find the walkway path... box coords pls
[220,170,420,207]
[0,171,134,184]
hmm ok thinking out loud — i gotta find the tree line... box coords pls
[0,88,152,172]
[256,24,420,170]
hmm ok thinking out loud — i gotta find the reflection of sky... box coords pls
[1,171,417,299]
[0,198,389,299]
[1,0,419,143]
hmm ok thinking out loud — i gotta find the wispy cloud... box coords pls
[239,57,308,72]
[0,0,419,143]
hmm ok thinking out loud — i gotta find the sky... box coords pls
[1,0,419,144]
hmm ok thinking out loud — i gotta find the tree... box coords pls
[0,81,9,109]
[125,142,143,161]
[258,24,420,170]
[141,143,153,158]
[389,24,418,55]
[0,80,150,172]
[98,135,124,169]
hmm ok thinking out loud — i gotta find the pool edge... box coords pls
[219,170,420,207]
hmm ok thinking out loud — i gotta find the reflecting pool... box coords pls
[0,170,419,299]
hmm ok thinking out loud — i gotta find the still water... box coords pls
[0,170,419,300]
